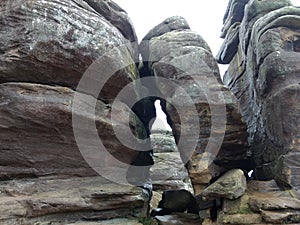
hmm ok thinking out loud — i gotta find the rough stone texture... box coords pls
[217,22,240,64]
[140,17,249,195]
[0,83,145,178]
[83,0,138,43]
[201,169,247,200]
[249,195,300,212]
[218,0,249,63]
[221,0,249,38]
[150,152,193,191]
[82,0,139,61]
[221,0,300,186]
[261,210,300,224]
[218,179,300,224]
[276,151,300,189]
[0,0,152,224]
[0,0,138,101]
[223,194,251,215]
[0,177,149,224]
[150,129,193,192]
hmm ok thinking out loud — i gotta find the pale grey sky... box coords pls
[114,0,300,55]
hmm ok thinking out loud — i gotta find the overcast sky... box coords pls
[114,0,300,56]
[114,0,300,130]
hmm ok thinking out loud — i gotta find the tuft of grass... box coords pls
[237,207,253,214]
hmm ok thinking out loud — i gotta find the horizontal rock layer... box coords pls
[221,0,300,187]
[0,176,149,224]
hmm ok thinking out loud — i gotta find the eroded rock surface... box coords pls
[220,0,300,187]
[0,83,146,178]
[140,16,249,195]
[0,0,151,224]
[0,177,149,224]
[150,129,192,192]
[202,169,247,200]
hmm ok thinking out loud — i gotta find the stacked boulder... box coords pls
[140,16,249,195]
[0,0,150,224]
[216,0,300,224]
[219,0,300,189]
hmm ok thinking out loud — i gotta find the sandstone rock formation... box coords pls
[0,176,149,224]
[0,0,150,224]
[140,16,249,195]
[214,0,300,224]
[201,169,247,200]
[1,0,300,224]
[150,129,192,192]
[219,0,300,188]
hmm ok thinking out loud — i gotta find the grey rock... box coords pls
[239,0,292,59]
[276,152,300,190]
[221,2,300,184]
[261,210,300,224]
[0,0,138,100]
[142,16,190,42]
[0,177,149,224]
[83,0,138,43]
[150,130,177,153]
[142,17,249,194]
[219,212,262,224]
[249,195,300,212]
[221,0,248,38]
[217,22,240,64]
[202,169,247,200]
[151,152,192,192]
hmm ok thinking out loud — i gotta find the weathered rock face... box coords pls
[0,0,138,100]
[218,180,300,225]
[0,0,152,224]
[140,16,249,195]
[153,213,202,225]
[220,0,300,188]
[0,176,149,224]
[0,83,145,178]
[217,0,249,63]
[201,169,247,200]
[150,129,193,192]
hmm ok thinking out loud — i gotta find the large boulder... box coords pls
[0,83,145,179]
[0,0,152,223]
[0,0,138,101]
[201,169,247,200]
[0,0,151,181]
[141,17,249,194]
[221,0,300,186]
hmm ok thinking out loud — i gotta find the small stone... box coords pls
[202,169,247,200]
